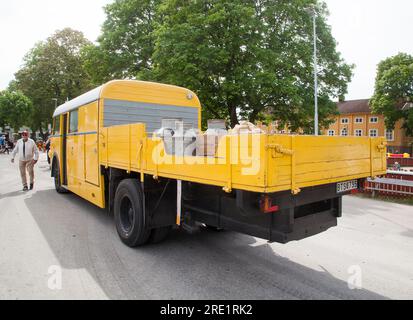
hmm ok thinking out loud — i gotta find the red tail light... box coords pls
[260,196,279,214]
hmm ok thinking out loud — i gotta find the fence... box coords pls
[364,177,413,197]
[387,157,413,167]
[386,170,413,181]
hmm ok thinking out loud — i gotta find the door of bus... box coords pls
[83,102,99,186]
[62,113,68,185]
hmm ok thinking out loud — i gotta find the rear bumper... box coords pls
[270,210,337,244]
[184,180,360,244]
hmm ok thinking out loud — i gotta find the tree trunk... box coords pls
[228,105,239,128]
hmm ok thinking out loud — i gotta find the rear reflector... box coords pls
[260,196,279,214]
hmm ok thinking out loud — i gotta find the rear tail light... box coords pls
[260,195,279,214]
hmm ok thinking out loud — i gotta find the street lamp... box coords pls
[306,7,319,136]
[52,98,58,110]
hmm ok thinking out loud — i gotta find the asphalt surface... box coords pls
[0,153,412,300]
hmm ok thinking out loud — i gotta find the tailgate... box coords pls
[266,135,387,193]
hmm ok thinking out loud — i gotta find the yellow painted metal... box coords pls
[100,125,386,195]
[50,80,387,211]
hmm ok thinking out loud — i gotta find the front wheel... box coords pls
[53,159,68,194]
[114,179,151,247]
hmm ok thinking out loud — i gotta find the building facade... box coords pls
[323,99,413,154]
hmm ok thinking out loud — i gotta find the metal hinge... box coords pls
[266,144,294,157]
[377,142,387,152]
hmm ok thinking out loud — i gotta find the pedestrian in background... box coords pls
[11,131,39,191]
[0,135,5,152]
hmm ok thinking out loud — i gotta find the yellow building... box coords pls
[323,99,413,154]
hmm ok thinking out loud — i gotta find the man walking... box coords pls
[0,135,5,152]
[11,131,39,191]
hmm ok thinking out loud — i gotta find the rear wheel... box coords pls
[53,159,68,194]
[114,179,151,247]
[205,225,225,232]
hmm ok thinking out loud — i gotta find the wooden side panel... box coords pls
[100,123,387,194]
[267,136,387,191]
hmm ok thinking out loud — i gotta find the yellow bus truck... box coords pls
[50,80,387,247]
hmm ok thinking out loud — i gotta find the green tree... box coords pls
[83,0,162,84]
[14,28,93,136]
[370,53,413,136]
[153,0,352,129]
[0,90,33,131]
[84,0,352,130]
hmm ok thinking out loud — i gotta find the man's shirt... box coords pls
[11,138,39,162]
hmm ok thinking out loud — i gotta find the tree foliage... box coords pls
[0,90,33,131]
[60,1,355,132]
[85,0,352,130]
[14,28,93,135]
[83,0,162,85]
[371,53,413,136]
[152,0,353,129]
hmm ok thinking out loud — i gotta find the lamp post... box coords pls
[306,7,319,136]
[52,98,58,110]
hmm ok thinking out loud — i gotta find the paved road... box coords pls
[0,153,412,300]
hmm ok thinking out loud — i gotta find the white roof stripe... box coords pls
[53,85,103,117]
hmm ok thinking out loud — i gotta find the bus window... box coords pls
[53,117,61,135]
[69,110,78,133]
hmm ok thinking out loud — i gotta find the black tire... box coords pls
[114,179,151,247]
[205,225,225,232]
[53,159,68,194]
[149,226,171,244]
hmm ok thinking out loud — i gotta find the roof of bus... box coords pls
[53,80,200,117]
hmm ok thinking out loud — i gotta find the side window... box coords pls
[53,117,61,135]
[369,129,378,137]
[386,129,394,141]
[355,129,363,137]
[69,110,79,133]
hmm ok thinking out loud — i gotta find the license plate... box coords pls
[337,180,358,193]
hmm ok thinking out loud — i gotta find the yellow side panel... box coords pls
[66,135,84,183]
[80,102,99,186]
[67,175,105,209]
[101,80,201,108]
[100,123,387,194]
[66,102,105,208]
[267,136,387,191]
[100,124,146,171]
[85,135,99,185]
[100,80,202,130]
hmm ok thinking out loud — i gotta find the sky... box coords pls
[0,0,412,100]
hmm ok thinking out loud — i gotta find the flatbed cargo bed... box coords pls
[100,123,387,194]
